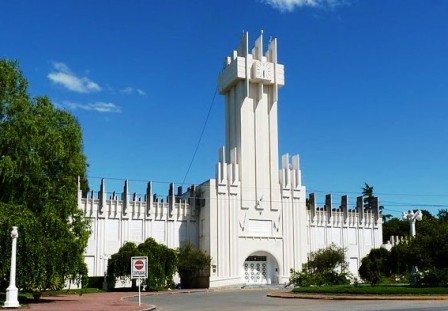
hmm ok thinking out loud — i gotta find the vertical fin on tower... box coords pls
[291,154,301,188]
[280,153,290,189]
[240,31,249,97]
[266,37,277,63]
[216,146,227,186]
[228,147,239,184]
[237,31,249,57]
[252,31,263,61]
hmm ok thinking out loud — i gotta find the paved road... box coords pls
[133,289,448,311]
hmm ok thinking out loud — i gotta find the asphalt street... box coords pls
[132,289,448,311]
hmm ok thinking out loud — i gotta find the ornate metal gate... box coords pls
[243,256,267,284]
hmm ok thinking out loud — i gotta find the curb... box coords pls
[120,294,156,310]
[134,286,272,297]
[267,292,448,301]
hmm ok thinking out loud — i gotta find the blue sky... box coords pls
[1,0,447,217]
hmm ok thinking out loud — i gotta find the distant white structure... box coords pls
[402,210,423,237]
[79,32,382,287]
[383,235,406,251]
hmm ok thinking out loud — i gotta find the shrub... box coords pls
[289,244,350,287]
[177,243,211,288]
[106,238,177,290]
[359,247,391,285]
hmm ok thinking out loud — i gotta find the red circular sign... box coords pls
[134,260,144,270]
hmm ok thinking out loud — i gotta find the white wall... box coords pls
[79,181,199,278]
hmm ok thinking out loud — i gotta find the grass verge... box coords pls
[42,288,104,296]
[292,285,448,296]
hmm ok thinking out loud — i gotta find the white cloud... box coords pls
[63,101,121,113]
[263,0,346,12]
[137,89,147,96]
[120,86,134,94]
[48,62,101,93]
[120,86,147,96]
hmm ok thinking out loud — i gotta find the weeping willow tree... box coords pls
[107,238,177,290]
[0,59,90,295]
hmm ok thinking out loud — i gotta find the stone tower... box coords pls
[218,30,284,212]
[199,31,307,287]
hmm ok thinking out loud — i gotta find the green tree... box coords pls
[362,183,375,210]
[107,242,139,288]
[382,217,409,243]
[107,238,178,290]
[137,238,177,289]
[383,211,448,286]
[307,244,348,274]
[389,241,413,277]
[358,248,391,285]
[289,244,350,287]
[361,183,385,215]
[437,209,448,221]
[177,243,211,289]
[0,59,90,295]
[408,217,448,286]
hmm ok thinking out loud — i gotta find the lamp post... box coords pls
[4,226,20,308]
[402,210,423,285]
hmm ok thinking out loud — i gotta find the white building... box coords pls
[79,32,382,287]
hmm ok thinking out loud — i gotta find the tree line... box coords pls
[290,184,448,287]
[360,209,448,286]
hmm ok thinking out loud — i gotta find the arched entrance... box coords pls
[242,252,279,285]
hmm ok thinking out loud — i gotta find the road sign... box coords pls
[131,256,148,279]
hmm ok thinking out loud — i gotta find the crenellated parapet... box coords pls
[78,178,198,221]
[307,192,382,227]
[79,178,200,279]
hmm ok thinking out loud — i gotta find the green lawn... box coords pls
[292,285,448,296]
[41,288,104,296]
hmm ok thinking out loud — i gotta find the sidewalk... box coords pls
[27,292,155,311]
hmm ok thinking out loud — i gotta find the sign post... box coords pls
[131,256,148,306]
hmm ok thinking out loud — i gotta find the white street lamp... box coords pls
[4,226,20,308]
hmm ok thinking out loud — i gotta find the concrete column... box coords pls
[4,226,20,308]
